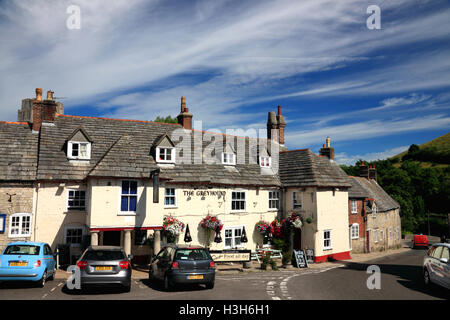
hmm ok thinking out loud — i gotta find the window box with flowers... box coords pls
[162,216,185,244]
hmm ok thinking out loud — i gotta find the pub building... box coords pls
[0,88,381,265]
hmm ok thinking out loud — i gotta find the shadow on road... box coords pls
[140,278,210,292]
[0,281,40,289]
[61,283,129,295]
[337,261,449,300]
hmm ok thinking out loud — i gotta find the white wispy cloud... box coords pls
[334,145,409,165]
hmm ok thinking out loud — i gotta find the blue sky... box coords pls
[0,0,449,164]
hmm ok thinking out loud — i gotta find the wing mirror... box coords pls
[440,258,448,264]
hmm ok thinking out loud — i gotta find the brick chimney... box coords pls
[177,96,193,130]
[17,88,60,132]
[369,165,377,181]
[360,161,369,179]
[267,106,286,145]
[319,136,335,160]
[277,106,286,145]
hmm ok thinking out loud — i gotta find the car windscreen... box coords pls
[4,245,40,255]
[83,250,125,261]
[175,249,211,261]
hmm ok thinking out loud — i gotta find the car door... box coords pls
[438,247,450,289]
[152,248,167,280]
[156,248,172,279]
[429,246,444,285]
[43,245,55,274]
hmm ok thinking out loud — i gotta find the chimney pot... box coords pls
[326,136,331,148]
[35,88,42,101]
[181,96,186,112]
[46,90,54,101]
[278,105,281,116]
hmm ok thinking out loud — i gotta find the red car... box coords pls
[413,234,429,248]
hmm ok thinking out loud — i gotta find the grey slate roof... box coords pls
[349,176,400,212]
[348,176,369,198]
[0,121,38,181]
[279,149,352,187]
[36,114,280,187]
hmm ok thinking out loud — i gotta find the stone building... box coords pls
[0,119,38,248]
[348,162,402,253]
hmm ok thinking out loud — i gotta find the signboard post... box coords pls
[293,249,308,268]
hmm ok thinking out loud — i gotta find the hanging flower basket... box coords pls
[255,220,270,235]
[162,216,185,236]
[270,219,283,238]
[199,215,223,231]
[283,213,303,229]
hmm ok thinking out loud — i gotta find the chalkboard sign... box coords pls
[293,249,308,268]
[305,248,314,264]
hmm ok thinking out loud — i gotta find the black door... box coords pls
[103,231,121,246]
[293,229,302,250]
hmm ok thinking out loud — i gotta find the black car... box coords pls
[149,244,215,291]
[76,246,132,292]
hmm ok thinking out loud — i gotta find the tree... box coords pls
[154,115,178,124]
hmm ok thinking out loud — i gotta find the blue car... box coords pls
[0,241,57,287]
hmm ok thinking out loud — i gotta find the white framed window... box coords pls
[268,190,280,210]
[222,152,236,165]
[65,227,84,246]
[120,180,138,213]
[389,227,393,240]
[67,190,86,211]
[68,141,91,160]
[231,191,246,212]
[164,188,177,207]
[156,147,176,163]
[351,200,358,214]
[373,229,378,243]
[259,156,271,168]
[224,226,244,249]
[351,223,360,239]
[293,191,303,209]
[372,204,377,218]
[9,213,32,238]
[324,230,332,250]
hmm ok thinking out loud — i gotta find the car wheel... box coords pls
[38,270,47,288]
[164,274,172,291]
[48,270,55,281]
[206,281,215,289]
[424,269,431,286]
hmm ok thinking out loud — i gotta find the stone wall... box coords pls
[0,183,35,250]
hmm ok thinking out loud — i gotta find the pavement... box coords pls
[53,246,413,280]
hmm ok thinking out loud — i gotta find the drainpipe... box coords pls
[33,182,40,242]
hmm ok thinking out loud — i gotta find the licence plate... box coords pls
[188,275,203,280]
[9,262,27,267]
[95,266,113,271]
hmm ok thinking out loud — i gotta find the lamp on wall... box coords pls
[184,224,192,243]
[214,227,222,243]
[240,226,248,243]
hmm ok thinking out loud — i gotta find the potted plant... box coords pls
[199,215,223,246]
[162,216,185,244]
[261,252,271,270]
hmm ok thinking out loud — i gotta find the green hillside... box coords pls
[390,133,450,167]
[341,132,450,238]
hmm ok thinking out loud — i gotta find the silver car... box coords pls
[76,246,132,292]
[423,243,450,290]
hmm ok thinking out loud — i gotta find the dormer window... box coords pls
[66,126,92,161]
[222,152,236,165]
[154,133,176,164]
[156,147,176,163]
[68,141,91,160]
[259,156,271,168]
